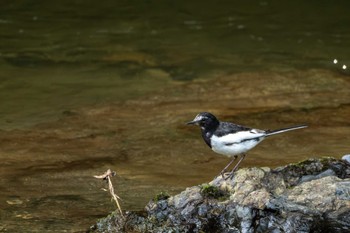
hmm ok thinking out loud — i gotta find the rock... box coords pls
[342,154,350,164]
[89,157,350,232]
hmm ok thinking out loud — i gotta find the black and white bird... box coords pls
[187,112,307,179]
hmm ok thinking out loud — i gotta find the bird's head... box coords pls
[187,112,219,130]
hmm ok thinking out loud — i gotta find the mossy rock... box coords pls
[200,184,229,200]
[153,191,170,202]
[276,157,349,187]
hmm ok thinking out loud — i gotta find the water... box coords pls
[1,0,350,232]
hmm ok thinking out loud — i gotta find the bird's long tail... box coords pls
[265,124,307,137]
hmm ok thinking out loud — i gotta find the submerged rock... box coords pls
[89,158,350,232]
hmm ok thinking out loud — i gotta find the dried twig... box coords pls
[94,169,124,218]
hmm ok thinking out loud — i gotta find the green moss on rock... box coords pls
[153,191,170,202]
[200,184,229,200]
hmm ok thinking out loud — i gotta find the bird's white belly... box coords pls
[211,135,264,157]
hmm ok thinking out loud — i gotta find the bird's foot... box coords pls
[214,172,224,180]
[224,172,235,180]
[217,172,234,180]
[220,172,226,180]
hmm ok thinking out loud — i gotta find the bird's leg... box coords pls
[219,155,238,179]
[226,154,246,180]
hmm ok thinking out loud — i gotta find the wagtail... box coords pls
[187,112,307,179]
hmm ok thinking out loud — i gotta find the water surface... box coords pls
[1,1,350,232]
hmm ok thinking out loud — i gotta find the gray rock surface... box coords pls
[89,157,350,233]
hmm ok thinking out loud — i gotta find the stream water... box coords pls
[1,1,350,232]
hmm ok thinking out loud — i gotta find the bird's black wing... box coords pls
[214,122,252,137]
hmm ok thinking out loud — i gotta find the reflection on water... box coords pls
[0,0,350,232]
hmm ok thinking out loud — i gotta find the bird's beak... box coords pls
[187,114,202,125]
[186,119,199,125]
